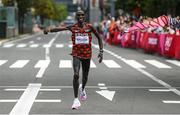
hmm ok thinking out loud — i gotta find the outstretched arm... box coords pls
[44,26,72,34]
[91,25,103,63]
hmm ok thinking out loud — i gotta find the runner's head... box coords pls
[76,10,85,23]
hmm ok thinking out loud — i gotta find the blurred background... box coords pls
[0,0,180,39]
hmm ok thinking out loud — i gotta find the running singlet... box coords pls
[70,23,93,59]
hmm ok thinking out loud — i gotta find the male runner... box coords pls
[44,10,103,110]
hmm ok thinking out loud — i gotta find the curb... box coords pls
[0,33,40,45]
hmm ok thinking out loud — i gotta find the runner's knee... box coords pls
[73,74,79,80]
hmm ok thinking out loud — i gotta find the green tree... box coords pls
[32,0,55,20]
[32,0,67,24]
[53,3,67,21]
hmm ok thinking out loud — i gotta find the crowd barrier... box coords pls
[105,30,180,60]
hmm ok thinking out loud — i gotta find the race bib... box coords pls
[75,35,89,44]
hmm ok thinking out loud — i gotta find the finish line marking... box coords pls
[0,100,61,103]
[4,89,61,91]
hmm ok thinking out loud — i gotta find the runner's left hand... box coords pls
[98,51,103,63]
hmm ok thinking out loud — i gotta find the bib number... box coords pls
[75,35,89,44]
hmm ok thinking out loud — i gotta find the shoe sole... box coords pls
[72,106,80,110]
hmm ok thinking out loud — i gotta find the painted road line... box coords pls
[16,44,27,48]
[90,60,96,68]
[149,89,171,92]
[34,100,61,102]
[0,100,61,103]
[99,87,108,90]
[98,83,105,86]
[0,60,8,66]
[43,44,51,48]
[45,33,60,60]
[35,60,50,68]
[125,60,146,68]
[163,100,180,104]
[4,89,61,91]
[3,44,14,48]
[145,60,171,69]
[59,60,72,68]
[102,60,121,68]
[35,60,50,78]
[166,60,180,67]
[9,60,29,68]
[96,83,115,101]
[30,44,39,48]
[29,41,34,44]
[56,44,64,48]
[9,83,41,115]
[45,47,50,60]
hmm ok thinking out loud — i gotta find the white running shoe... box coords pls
[72,98,81,110]
[79,84,87,101]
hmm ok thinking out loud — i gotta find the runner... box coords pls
[44,10,103,110]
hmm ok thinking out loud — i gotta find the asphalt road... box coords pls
[0,31,180,115]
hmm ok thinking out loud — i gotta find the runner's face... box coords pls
[77,13,85,23]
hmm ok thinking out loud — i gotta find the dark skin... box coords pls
[44,13,103,63]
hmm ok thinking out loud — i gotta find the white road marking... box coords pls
[96,90,115,101]
[145,60,171,68]
[9,60,29,68]
[35,60,50,68]
[124,60,146,68]
[163,101,180,104]
[96,83,115,101]
[102,60,121,68]
[0,60,8,66]
[45,33,60,60]
[98,83,105,86]
[30,44,39,48]
[166,60,180,67]
[0,100,61,103]
[35,60,50,78]
[4,89,61,91]
[9,83,41,115]
[149,89,171,92]
[0,100,17,102]
[29,41,34,44]
[90,60,96,68]
[99,87,108,90]
[16,44,27,48]
[56,44,64,48]
[45,47,50,60]
[43,44,51,48]
[34,100,61,102]
[59,60,72,68]
[3,44,14,48]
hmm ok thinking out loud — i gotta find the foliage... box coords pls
[53,3,67,21]
[32,0,67,21]
[32,0,55,19]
